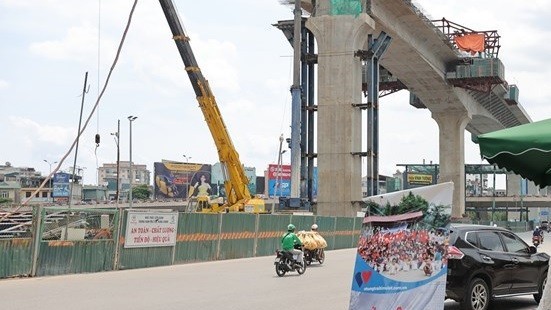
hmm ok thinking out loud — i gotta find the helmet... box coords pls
[311,224,318,231]
[287,224,296,231]
[536,226,540,229]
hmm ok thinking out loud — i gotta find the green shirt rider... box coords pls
[281,224,304,266]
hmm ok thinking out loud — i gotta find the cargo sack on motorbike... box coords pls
[297,231,327,250]
[312,232,327,249]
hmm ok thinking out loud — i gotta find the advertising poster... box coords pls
[267,164,291,197]
[349,182,453,310]
[124,210,178,248]
[52,172,70,198]
[211,162,257,197]
[154,161,211,199]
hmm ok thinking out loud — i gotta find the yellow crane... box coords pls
[159,0,266,213]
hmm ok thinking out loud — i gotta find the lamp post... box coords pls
[272,134,285,214]
[43,159,58,203]
[111,119,121,204]
[128,116,138,208]
[183,155,192,163]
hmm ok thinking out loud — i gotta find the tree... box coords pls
[132,185,151,200]
[0,198,12,204]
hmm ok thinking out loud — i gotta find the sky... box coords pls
[1,0,550,186]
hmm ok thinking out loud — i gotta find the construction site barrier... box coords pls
[1,208,362,279]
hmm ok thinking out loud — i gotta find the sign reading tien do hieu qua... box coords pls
[407,173,433,186]
[124,210,179,248]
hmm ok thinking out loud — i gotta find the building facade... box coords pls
[98,161,150,201]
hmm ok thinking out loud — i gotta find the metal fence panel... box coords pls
[256,214,292,256]
[36,207,118,276]
[352,216,363,246]
[174,213,220,263]
[36,240,115,276]
[0,238,32,278]
[218,213,256,260]
[289,214,315,232]
[334,217,356,249]
[314,216,336,250]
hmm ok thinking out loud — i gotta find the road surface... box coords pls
[0,231,547,310]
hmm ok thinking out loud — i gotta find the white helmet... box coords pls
[311,224,318,231]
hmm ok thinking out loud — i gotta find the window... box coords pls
[466,231,478,247]
[26,192,31,198]
[478,231,504,251]
[0,191,8,198]
[42,192,48,198]
[501,232,528,253]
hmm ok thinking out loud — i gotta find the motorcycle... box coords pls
[304,248,325,266]
[533,234,543,247]
[274,247,306,277]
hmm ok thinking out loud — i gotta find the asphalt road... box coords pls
[0,231,548,310]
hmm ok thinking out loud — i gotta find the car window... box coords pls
[500,232,528,253]
[466,231,478,247]
[478,231,504,252]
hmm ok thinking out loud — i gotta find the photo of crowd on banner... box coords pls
[349,184,454,310]
[358,226,449,281]
[357,192,451,282]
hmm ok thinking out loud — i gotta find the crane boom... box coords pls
[159,0,265,213]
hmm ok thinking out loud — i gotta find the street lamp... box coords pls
[43,159,57,203]
[183,155,192,163]
[111,119,121,204]
[128,115,138,208]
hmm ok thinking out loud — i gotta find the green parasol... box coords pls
[477,118,551,188]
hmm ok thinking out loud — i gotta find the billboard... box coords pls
[267,164,291,197]
[404,172,436,189]
[349,182,453,310]
[211,162,257,197]
[266,164,318,198]
[52,172,70,198]
[154,161,212,199]
[244,166,257,195]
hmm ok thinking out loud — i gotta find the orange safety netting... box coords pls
[454,33,485,55]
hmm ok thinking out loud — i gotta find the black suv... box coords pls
[446,224,549,310]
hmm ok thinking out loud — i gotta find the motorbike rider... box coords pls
[281,224,304,267]
[534,226,544,243]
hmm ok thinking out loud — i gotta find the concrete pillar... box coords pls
[306,14,375,217]
[432,111,471,219]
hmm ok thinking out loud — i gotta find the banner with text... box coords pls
[349,182,453,310]
[124,211,179,248]
[267,164,291,197]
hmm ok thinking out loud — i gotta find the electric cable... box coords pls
[1,0,139,220]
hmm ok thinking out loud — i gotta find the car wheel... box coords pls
[461,278,490,310]
[534,272,547,304]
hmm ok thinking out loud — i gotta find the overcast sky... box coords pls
[1,0,550,185]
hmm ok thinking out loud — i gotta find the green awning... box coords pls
[477,118,551,188]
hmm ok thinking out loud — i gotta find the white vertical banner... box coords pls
[349,182,454,310]
[124,210,178,248]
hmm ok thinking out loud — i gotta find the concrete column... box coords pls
[432,111,471,219]
[306,14,375,217]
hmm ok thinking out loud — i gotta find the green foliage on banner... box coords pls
[330,0,362,16]
[370,192,450,229]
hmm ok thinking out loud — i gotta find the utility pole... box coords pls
[43,159,57,203]
[111,120,121,204]
[128,116,138,208]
